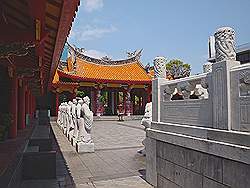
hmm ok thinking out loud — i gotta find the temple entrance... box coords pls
[101,90,123,115]
[131,88,147,115]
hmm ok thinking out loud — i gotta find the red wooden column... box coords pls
[55,92,59,116]
[31,95,34,117]
[25,88,30,126]
[18,79,26,129]
[9,72,18,138]
[95,87,102,116]
[30,93,32,118]
[33,95,36,115]
[124,86,132,116]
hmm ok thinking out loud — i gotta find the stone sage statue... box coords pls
[67,101,75,139]
[57,103,62,127]
[139,102,152,156]
[76,96,94,153]
[62,102,68,132]
[80,96,94,143]
[72,99,78,139]
[76,99,84,142]
[214,27,236,62]
[153,56,167,78]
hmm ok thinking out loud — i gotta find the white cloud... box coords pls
[69,24,117,41]
[83,0,103,12]
[84,49,110,59]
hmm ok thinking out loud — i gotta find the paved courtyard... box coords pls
[23,120,152,188]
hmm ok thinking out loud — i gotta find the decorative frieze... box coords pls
[239,69,250,96]
[0,42,35,58]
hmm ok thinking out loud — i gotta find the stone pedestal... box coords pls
[76,142,94,153]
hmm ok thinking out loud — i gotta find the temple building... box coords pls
[51,44,152,116]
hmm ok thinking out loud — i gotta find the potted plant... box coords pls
[0,113,13,141]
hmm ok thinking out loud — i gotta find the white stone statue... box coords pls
[141,102,152,129]
[76,96,94,153]
[72,99,78,140]
[67,101,74,138]
[139,102,152,155]
[76,99,84,142]
[79,96,93,143]
[153,56,167,78]
[57,103,62,126]
[63,103,70,135]
[214,27,236,62]
[61,103,67,132]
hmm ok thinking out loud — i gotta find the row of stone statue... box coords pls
[56,96,94,152]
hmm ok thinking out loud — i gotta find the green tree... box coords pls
[76,90,85,98]
[166,59,191,79]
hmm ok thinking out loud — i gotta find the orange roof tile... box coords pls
[54,57,152,84]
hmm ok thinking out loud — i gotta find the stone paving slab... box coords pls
[49,120,152,187]
[93,176,152,188]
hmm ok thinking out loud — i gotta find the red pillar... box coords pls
[29,91,32,118]
[55,92,59,116]
[9,74,18,138]
[33,96,36,115]
[18,79,26,129]
[25,88,29,126]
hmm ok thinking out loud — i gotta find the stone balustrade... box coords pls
[146,27,250,188]
[157,73,211,127]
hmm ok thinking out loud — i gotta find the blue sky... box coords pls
[68,0,250,74]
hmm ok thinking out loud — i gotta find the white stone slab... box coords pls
[76,142,94,153]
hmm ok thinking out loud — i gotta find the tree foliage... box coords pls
[166,59,191,79]
[76,90,85,98]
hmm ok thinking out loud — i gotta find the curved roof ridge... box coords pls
[67,42,143,65]
[76,56,143,67]
[75,50,142,65]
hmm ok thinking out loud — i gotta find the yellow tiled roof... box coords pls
[54,57,152,84]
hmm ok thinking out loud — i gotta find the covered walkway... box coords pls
[20,120,152,188]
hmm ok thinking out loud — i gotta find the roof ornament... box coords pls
[126,49,143,60]
[145,62,151,73]
[75,47,86,54]
[101,56,112,62]
[67,43,78,73]
[126,50,137,58]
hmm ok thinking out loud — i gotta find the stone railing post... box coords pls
[146,56,167,187]
[211,27,240,130]
[152,56,167,122]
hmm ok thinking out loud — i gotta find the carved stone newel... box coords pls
[153,56,167,78]
[214,27,236,62]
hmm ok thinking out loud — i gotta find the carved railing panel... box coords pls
[161,73,210,102]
